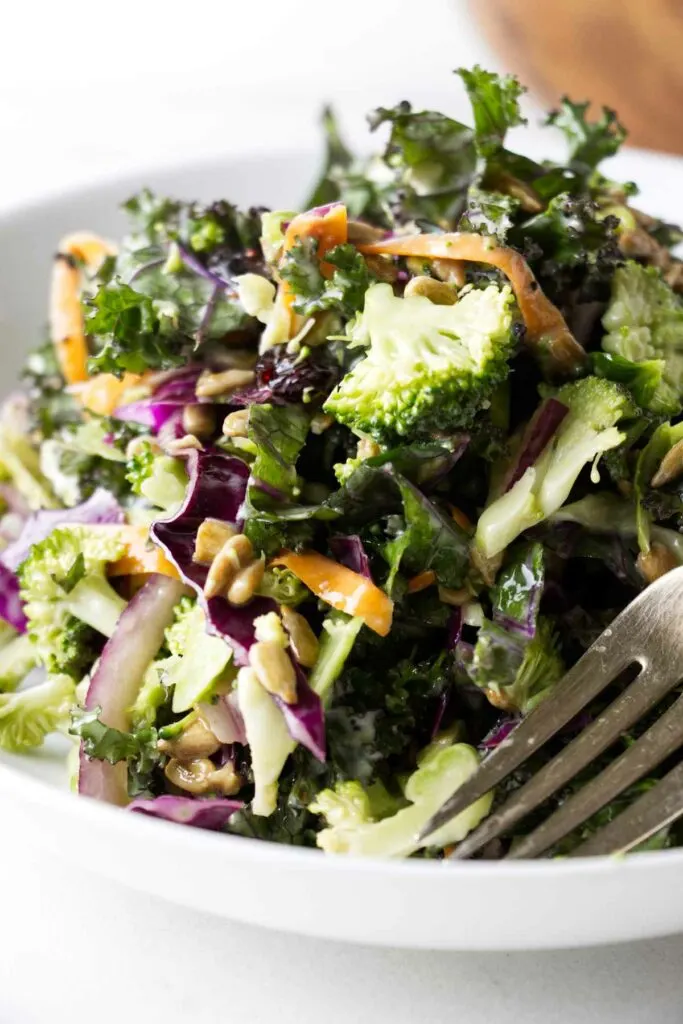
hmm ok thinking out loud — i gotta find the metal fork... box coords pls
[421,565,683,859]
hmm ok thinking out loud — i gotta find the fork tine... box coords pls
[451,661,682,860]
[421,565,683,846]
[419,643,634,843]
[507,688,683,858]
[569,760,683,858]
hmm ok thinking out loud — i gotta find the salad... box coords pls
[2,66,683,858]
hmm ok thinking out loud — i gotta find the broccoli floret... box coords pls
[601,261,683,415]
[18,526,127,677]
[0,632,38,692]
[308,612,364,705]
[53,616,104,681]
[310,743,492,856]
[130,665,166,729]
[126,442,187,511]
[472,617,564,714]
[324,282,515,442]
[163,599,233,712]
[0,674,75,752]
[257,566,308,606]
[39,420,130,507]
[0,422,58,510]
[475,377,636,558]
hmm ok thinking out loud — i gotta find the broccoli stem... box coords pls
[66,577,127,638]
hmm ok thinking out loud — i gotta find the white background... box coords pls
[2,2,683,1021]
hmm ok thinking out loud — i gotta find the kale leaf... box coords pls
[70,706,162,797]
[279,240,375,319]
[547,98,627,172]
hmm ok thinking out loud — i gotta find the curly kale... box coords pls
[279,241,375,320]
[85,190,262,376]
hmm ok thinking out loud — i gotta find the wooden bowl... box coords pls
[470,0,683,154]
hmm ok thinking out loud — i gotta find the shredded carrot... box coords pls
[406,570,436,594]
[272,550,393,637]
[49,232,116,385]
[280,204,348,318]
[76,371,149,417]
[448,505,473,533]
[358,232,586,375]
[107,526,180,580]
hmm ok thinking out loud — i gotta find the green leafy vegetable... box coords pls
[71,706,162,795]
[279,241,375,319]
[457,65,527,161]
[547,98,627,172]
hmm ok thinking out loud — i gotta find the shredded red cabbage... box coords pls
[80,574,185,805]
[1,489,124,572]
[273,663,326,761]
[151,449,326,756]
[0,562,27,632]
[503,398,569,493]
[150,449,270,665]
[479,716,520,752]
[329,535,372,579]
[129,794,243,830]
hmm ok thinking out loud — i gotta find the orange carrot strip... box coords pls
[272,550,393,637]
[107,525,180,580]
[448,505,473,533]
[76,371,149,417]
[406,570,436,594]
[358,232,585,375]
[281,204,348,317]
[49,232,116,385]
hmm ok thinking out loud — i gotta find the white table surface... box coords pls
[2,1,683,1019]
[4,835,683,1024]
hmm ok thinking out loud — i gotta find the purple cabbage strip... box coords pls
[198,693,247,745]
[80,574,186,805]
[150,449,327,757]
[329,535,372,580]
[504,398,569,493]
[129,794,243,830]
[113,366,207,432]
[272,663,326,761]
[152,365,204,401]
[447,607,463,651]
[1,489,124,572]
[113,400,180,432]
[157,408,187,448]
[150,448,270,665]
[430,691,449,740]
[176,243,231,290]
[0,563,27,632]
[479,716,520,753]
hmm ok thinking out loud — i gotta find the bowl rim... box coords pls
[3,144,683,883]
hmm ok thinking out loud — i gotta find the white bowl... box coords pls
[2,147,683,951]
